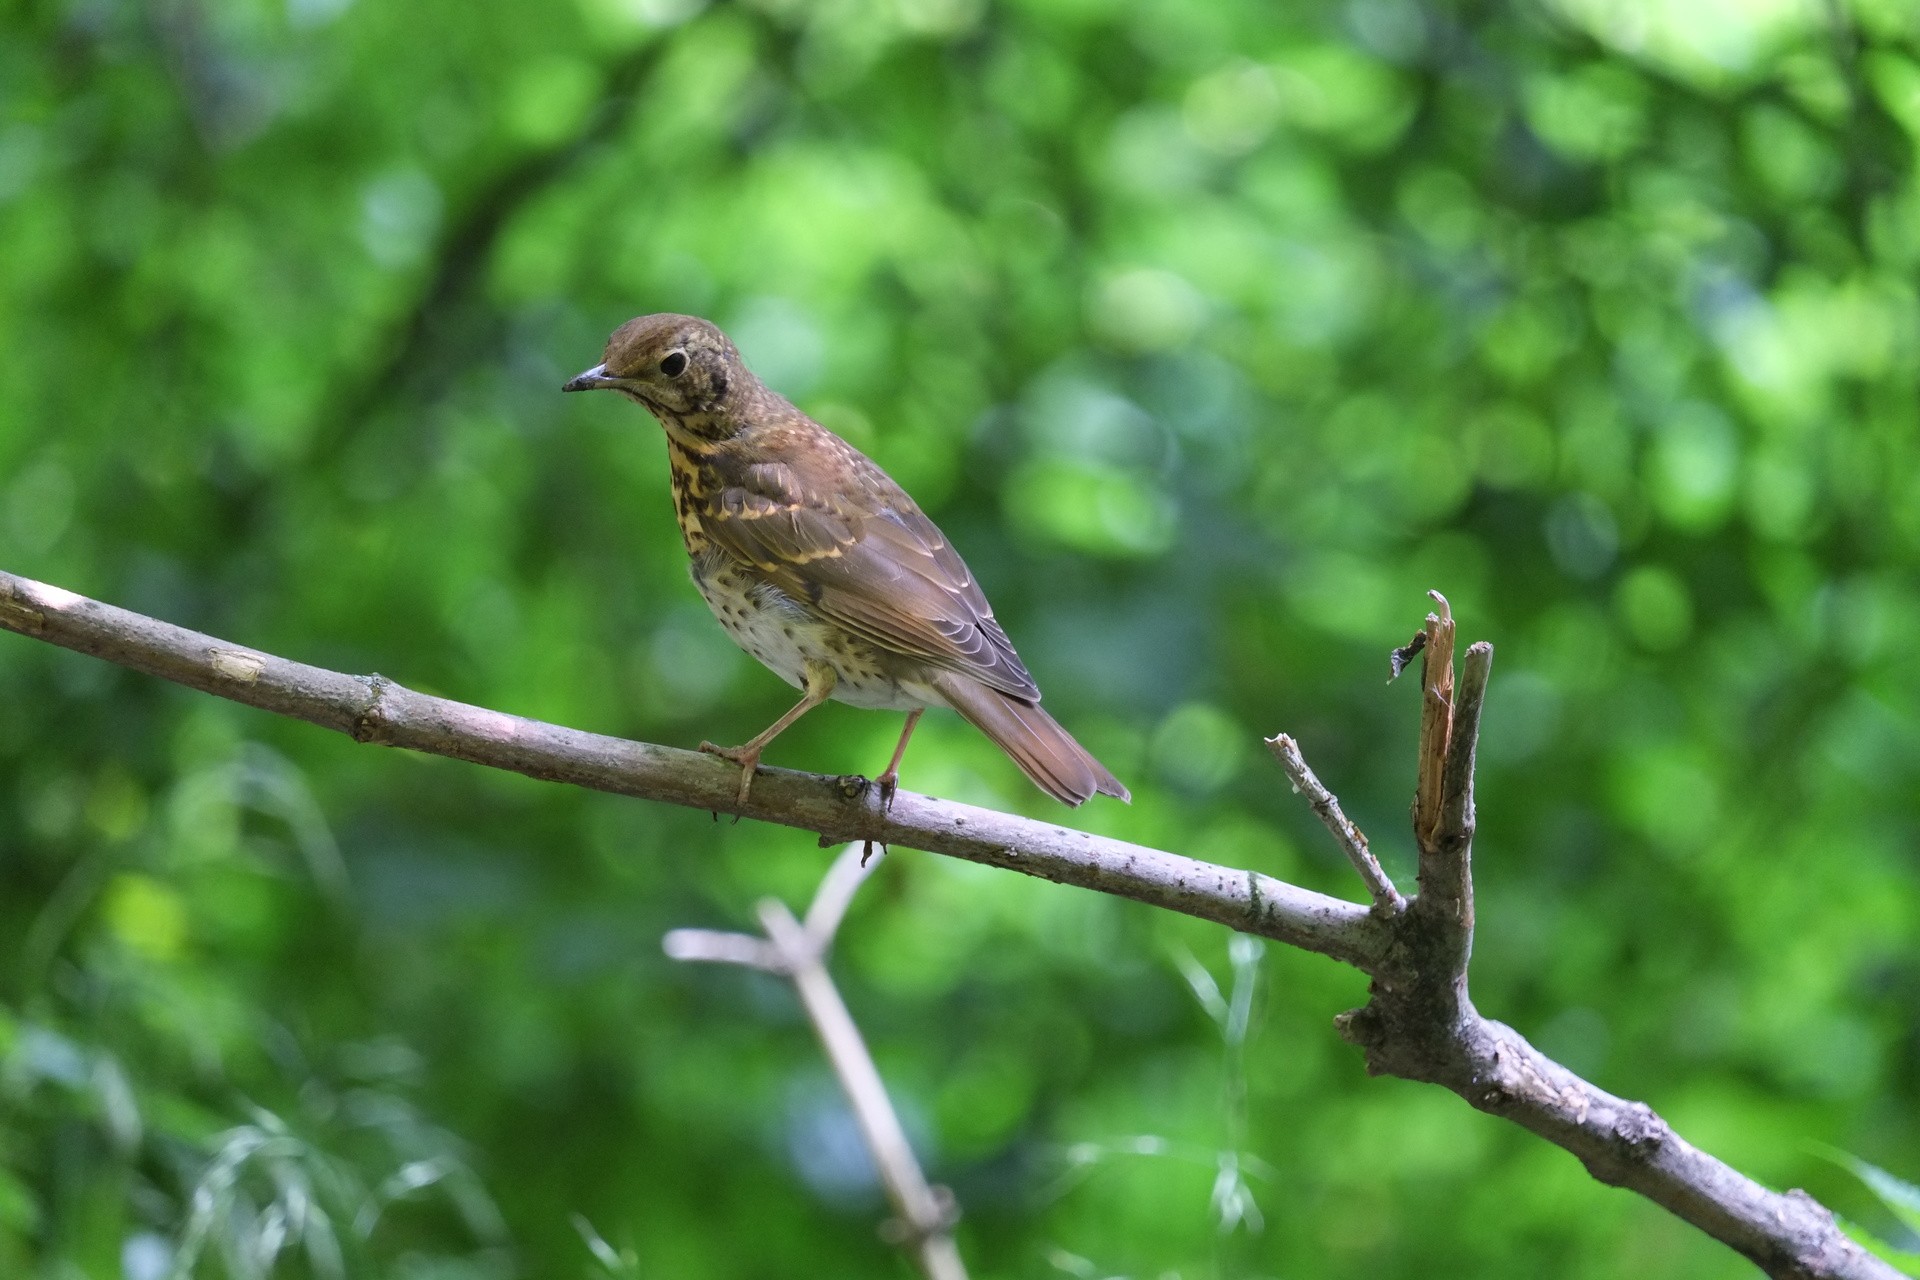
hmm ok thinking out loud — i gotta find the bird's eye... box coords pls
[659,352,688,378]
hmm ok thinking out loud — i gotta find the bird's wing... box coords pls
[702,453,1040,701]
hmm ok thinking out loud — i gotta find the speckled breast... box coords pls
[669,445,922,713]
[686,548,921,711]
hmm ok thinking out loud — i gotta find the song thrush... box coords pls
[563,313,1129,809]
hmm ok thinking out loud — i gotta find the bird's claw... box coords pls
[699,740,759,809]
[859,771,900,864]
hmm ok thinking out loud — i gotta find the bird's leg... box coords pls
[873,707,924,812]
[701,661,837,805]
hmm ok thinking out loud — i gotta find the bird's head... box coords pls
[562,313,748,428]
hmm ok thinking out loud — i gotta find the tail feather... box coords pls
[931,673,1130,806]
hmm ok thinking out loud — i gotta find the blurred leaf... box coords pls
[3,1,1918,1276]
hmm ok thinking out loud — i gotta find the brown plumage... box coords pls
[563,312,1128,808]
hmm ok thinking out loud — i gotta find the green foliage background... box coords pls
[3,0,1918,1275]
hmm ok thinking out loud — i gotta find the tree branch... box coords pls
[1262,733,1403,914]
[1407,630,1490,991]
[802,838,882,946]
[1322,620,1889,1280]
[1412,591,1457,851]
[660,928,782,971]
[669,846,967,1280]
[0,568,1895,1280]
[0,570,1383,970]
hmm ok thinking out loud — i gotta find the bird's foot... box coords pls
[860,768,901,864]
[699,741,761,807]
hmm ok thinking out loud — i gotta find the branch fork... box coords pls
[1263,592,1885,1280]
[665,846,967,1280]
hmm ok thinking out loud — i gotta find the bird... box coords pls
[562,313,1129,809]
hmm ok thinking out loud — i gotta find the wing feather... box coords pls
[701,452,1039,700]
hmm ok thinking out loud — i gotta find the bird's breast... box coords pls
[666,446,713,553]
[687,547,922,712]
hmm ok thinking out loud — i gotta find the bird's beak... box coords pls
[562,363,617,393]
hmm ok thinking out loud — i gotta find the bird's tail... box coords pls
[931,673,1130,807]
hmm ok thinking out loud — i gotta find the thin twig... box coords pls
[1440,642,1493,848]
[669,846,967,1280]
[803,842,884,948]
[760,899,965,1280]
[1415,638,1492,983]
[1263,734,1403,914]
[660,929,783,972]
[1413,592,1457,850]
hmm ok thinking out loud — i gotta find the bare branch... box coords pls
[0,570,1385,971]
[1401,593,1475,992]
[1440,641,1493,848]
[1262,734,1403,914]
[1412,591,1457,850]
[1323,600,1888,1280]
[1,568,1896,1280]
[1410,637,1491,988]
[665,852,965,1279]
[1341,1003,1894,1280]
[804,843,884,949]
[661,929,784,972]
[757,898,966,1280]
